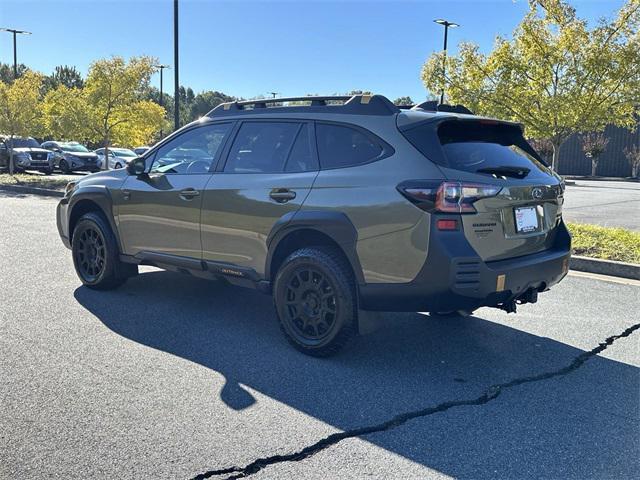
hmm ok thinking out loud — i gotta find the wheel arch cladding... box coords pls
[266,211,365,285]
[68,188,121,248]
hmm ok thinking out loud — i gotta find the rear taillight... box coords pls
[397,181,501,214]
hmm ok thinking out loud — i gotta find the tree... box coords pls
[623,144,640,178]
[581,132,609,177]
[43,85,92,141]
[421,0,640,171]
[43,65,84,91]
[528,137,554,164]
[83,56,165,167]
[0,62,29,83]
[190,90,236,119]
[393,96,415,106]
[0,72,45,174]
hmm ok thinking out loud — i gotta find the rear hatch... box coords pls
[401,117,565,261]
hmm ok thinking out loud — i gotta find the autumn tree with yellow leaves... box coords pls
[422,0,640,171]
[0,72,46,175]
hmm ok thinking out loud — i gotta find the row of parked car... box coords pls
[0,135,150,174]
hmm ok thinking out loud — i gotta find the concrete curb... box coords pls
[0,184,64,198]
[570,255,640,280]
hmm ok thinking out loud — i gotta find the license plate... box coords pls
[514,206,539,233]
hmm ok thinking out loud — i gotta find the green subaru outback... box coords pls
[57,95,570,356]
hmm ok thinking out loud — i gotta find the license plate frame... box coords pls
[514,206,539,234]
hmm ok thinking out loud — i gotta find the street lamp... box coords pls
[0,28,32,79]
[269,92,279,99]
[173,0,180,131]
[155,64,170,137]
[433,19,459,105]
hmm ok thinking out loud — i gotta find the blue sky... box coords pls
[0,0,626,101]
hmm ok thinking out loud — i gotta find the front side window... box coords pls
[150,123,231,174]
[316,123,383,169]
[224,122,302,173]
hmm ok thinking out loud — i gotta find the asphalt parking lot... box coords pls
[1,191,639,479]
[563,180,640,231]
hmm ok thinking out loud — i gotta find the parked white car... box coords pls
[94,147,138,169]
[133,146,150,156]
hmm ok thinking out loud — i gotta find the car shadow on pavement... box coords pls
[74,270,639,479]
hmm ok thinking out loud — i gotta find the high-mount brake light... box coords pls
[397,181,501,214]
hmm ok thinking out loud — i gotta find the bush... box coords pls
[568,222,640,264]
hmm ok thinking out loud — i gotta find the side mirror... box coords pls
[127,157,146,176]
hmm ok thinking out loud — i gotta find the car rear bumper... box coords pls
[359,218,571,312]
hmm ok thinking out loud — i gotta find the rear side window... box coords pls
[403,121,550,177]
[225,122,301,173]
[316,123,383,169]
[284,124,318,172]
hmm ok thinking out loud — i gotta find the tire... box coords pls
[43,168,52,175]
[60,159,71,174]
[273,246,357,357]
[71,212,137,290]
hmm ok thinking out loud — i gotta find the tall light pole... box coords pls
[155,64,170,137]
[0,28,32,79]
[433,19,459,105]
[269,92,279,99]
[173,0,180,131]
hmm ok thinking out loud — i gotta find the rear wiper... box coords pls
[477,166,530,179]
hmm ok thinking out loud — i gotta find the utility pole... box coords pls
[173,0,180,131]
[0,28,32,79]
[269,92,279,99]
[155,64,170,137]
[433,19,459,105]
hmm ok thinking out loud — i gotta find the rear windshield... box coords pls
[404,121,550,177]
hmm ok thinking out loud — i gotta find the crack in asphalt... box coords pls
[191,322,640,480]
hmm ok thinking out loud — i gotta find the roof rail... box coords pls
[411,101,474,115]
[207,94,400,117]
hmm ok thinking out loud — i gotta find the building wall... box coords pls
[557,124,639,177]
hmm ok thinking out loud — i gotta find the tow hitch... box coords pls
[497,287,539,314]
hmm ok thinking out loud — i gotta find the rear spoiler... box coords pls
[411,101,475,115]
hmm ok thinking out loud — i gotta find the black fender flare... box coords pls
[67,186,123,250]
[265,210,365,284]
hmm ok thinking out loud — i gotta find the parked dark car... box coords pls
[57,94,571,356]
[41,141,100,173]
[0,136,54,174]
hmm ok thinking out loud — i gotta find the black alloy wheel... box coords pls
[74,226,106,283]
[274,247,357,356]
[284,267,338,341]
[71,212,137,290]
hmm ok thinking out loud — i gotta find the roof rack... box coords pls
[207,94,399,117]
[411,101,474,115]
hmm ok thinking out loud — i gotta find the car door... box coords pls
[117,122,233,259]
[201,120,319,275]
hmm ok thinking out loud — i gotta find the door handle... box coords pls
[269,188,296,203]
[179,188,200,200]
[122,189,131,201]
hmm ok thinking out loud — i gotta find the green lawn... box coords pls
[568,222,640,264]
[0,173,70,191]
